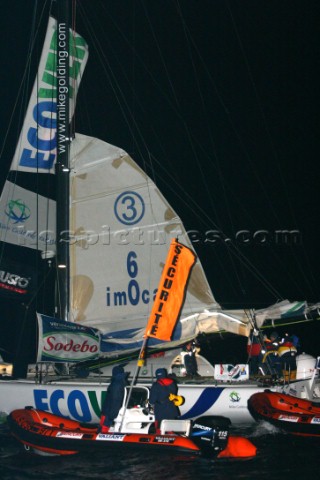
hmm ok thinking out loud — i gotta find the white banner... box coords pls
[37,313,100,363]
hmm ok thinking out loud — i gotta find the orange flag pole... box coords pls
[120,239,196,431]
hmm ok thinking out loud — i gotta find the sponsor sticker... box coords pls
[153,436,175,444]
[56,431,83,439]
[278,415,299,423]
[96,434,125,442]
[311,417,320,424]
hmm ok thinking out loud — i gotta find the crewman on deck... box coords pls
[247,329,262,375]
[259,331,282,377]
[278,334,298,381]
[180,341,200,377]
[149,368,180,433]
[99,365,128,433]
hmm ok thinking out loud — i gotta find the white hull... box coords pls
[0,377,267,425]
[1,353,319,425]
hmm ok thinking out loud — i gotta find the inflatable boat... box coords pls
[8,407,256,458]
[248,391,320,437]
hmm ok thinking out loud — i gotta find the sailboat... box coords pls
[0,2,319,427]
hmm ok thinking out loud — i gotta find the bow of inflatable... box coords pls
[217,436,257,458]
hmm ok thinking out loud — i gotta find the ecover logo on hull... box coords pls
[33,388,105,422]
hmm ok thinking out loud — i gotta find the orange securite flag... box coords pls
[144,239,196,341]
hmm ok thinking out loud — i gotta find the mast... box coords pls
[56,0,71,321]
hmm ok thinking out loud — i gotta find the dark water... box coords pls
[1,422,319,480]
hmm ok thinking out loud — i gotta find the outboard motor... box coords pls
[190,416,231,456]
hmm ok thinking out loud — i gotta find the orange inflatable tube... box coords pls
[217,436,257,458]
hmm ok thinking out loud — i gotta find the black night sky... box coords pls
[0,1,319,358]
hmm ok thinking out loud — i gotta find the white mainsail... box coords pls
[69,134,228,355]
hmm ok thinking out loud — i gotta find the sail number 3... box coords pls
[114,191,145,225]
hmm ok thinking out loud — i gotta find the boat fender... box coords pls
[168,393,185,406]
[217,436,257,458]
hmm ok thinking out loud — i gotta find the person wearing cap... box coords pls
[149,368,180,433]
[278,334,298,381]
[247,329,262,375]
[99,365,128,432]
[259,331,282,377]
[180,341,200,377]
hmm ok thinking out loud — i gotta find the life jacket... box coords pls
[278,342,297,357]
[247,334,261,356]
[265,339,279,352]
[158,377,174,387]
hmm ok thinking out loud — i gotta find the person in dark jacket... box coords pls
[99,365,128,432]
[259,331,282,377]
[247,329,262,375]
[181,341,200,377]
[149,368,180,433]
[278,334,298,380]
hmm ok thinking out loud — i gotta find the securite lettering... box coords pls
[149,243,182,336]
[106,251,157,307]
[33,389,105,422]
[44,336,98,353]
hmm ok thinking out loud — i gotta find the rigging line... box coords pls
[77,4,293,300]
[263,243,317,299]
[170,4,311,299]
[0,1,45,262]
[84,0,199,124]
[225,0,299,226]
[93,0,237,245]
[77,1,193,159]
[140,0,181,112]
[78,0,241,232]
[129,2,156,311]
[75,5,171,211]
[77,6,165,311]
[170,4,284,228]
[133,2,292,296]
[70,0,78,139]
[223,1,317,293]
[224,0,315,293]
[175,0,244,294]
[174,1,226,219]
[147,151,283,301]
[76,5,142,156]
[139,0,225,229]
[0,0,50,164]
